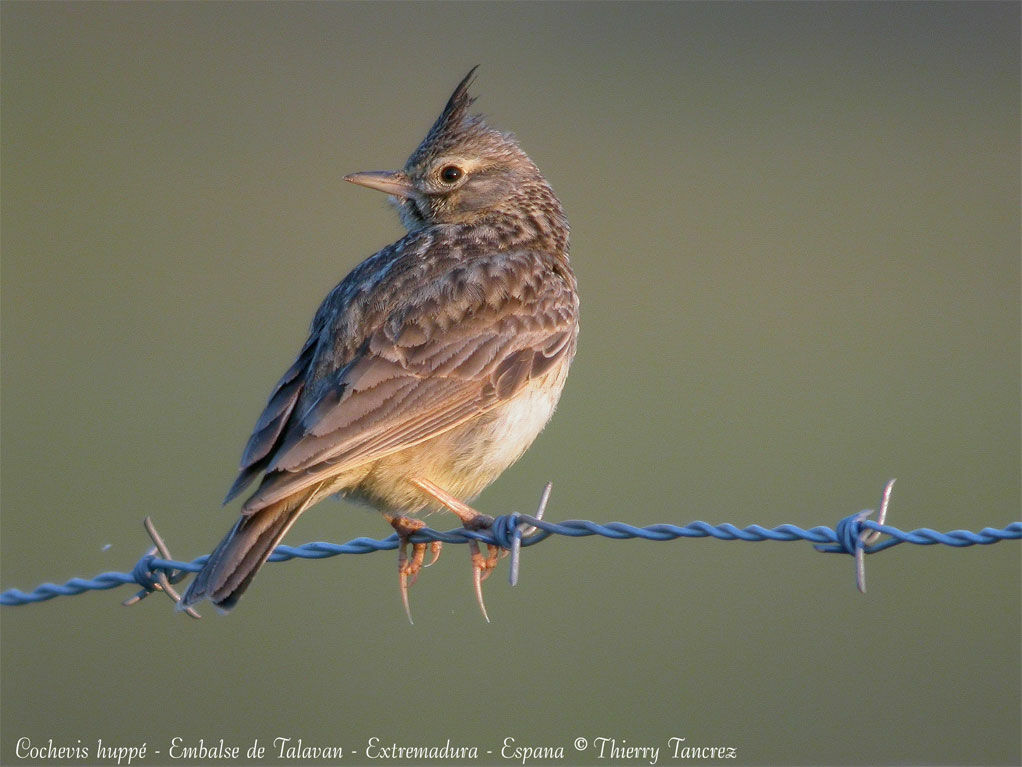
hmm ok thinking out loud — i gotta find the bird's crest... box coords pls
[427,66,479,141]
[407,67,489,167]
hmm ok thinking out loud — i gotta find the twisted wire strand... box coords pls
[2,480,1019,609]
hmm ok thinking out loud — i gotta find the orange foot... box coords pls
[386,514,442,625]
[408,477,504,622]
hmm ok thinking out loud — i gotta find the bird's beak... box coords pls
[344,170,416,199]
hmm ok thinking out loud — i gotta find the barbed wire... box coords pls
[2,480,1019,614]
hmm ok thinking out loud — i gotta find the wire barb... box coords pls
[813,479,897,592]
[856,478,896,592]
[508,481,552,586]
[121,517,201,619]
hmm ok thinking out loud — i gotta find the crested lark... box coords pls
[180,68,578,621]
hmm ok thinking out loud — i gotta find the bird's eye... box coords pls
[439,165,464,183]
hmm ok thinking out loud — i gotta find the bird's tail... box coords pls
[179,492,314,612]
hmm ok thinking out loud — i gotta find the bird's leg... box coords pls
[384,514,440,625]
[408,477,500,622]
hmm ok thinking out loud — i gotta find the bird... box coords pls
[179,67,579,622]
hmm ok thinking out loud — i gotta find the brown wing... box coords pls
[222,333,318,505]
[239,277,577,514]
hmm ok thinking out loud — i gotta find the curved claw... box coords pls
[399,568,414,625]
[473,558,490,624]
[422,541,442,568]
[467,540,500,620]
[388,514,429,624]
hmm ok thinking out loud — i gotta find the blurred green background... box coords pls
[2,2,1018,765]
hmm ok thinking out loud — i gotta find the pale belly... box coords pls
[341,362,570,514]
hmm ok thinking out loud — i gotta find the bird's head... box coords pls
[345,67,557,232]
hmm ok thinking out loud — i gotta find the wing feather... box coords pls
[223,334,318,504]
